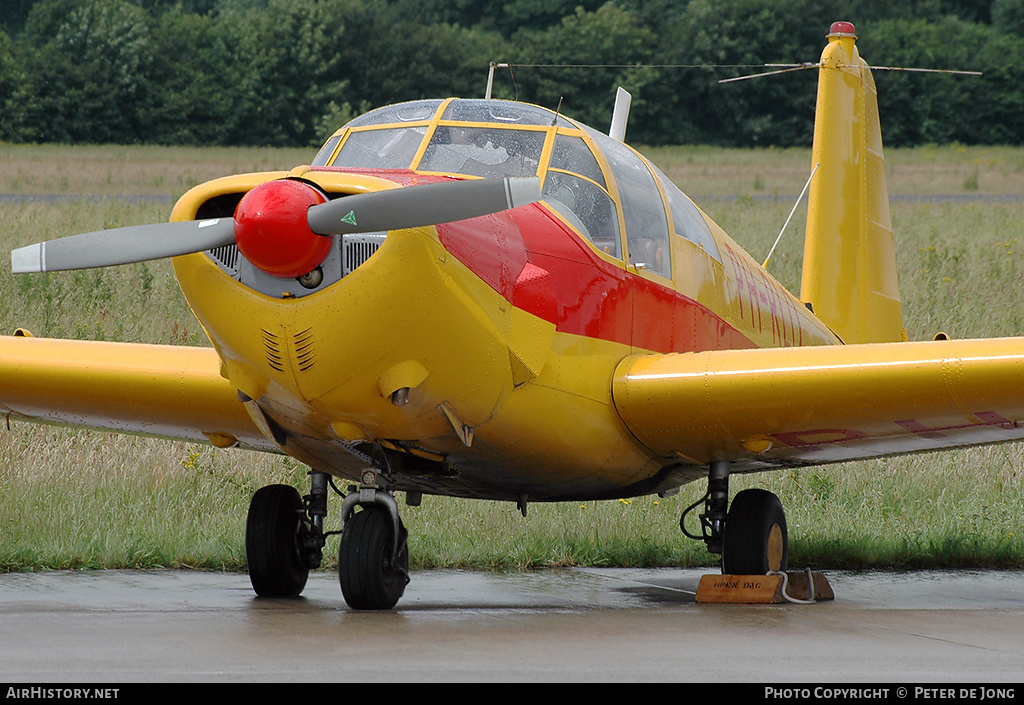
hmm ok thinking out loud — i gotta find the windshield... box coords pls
[334,125,428,169]
[418,126,545,179]
[321,98,686,273]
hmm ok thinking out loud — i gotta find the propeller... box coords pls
[11,175,542,277]
[11,218,237,274]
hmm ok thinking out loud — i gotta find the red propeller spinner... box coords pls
[233,180,332,279]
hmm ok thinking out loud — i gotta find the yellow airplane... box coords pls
[2,22,1017,610]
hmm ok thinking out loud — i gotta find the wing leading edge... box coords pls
[613,338,1024,471]
[0,335,273,451]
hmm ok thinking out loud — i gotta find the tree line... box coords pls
[2,0,1023,149]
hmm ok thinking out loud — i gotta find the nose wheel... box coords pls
[339,502,410,610]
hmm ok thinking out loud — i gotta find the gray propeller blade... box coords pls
[10,176,542,274]
[307,176,542,235]
[11,218,237,273]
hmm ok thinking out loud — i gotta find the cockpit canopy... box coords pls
[313,98,719,275]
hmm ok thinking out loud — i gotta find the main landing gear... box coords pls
[681,461,789,574]
[245,468,409,610]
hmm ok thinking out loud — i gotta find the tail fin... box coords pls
[800,22,906,344]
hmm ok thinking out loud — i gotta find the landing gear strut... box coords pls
[681,461,789,575]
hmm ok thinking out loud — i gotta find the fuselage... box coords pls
[170,98,838,501]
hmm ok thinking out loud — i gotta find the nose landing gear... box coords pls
[339,493,410,610]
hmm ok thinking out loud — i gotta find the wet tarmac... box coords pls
[1,568,1022,682]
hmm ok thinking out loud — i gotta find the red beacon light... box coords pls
[233,179,332,279]
[828,21,857,38]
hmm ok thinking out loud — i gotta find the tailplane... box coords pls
[800,22,906,344]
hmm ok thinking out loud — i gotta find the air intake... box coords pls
[343,234,386,275]
[208,244,239,273]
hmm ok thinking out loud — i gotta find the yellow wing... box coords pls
[613,338,1024,471]
[0,335,273,451]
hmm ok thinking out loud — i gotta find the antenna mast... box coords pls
[485,62,509,99]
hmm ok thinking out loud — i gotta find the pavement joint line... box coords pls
[577,568,699,596]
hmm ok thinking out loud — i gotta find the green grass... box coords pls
[647,143,1024,200]
[0,142,311,198]
[2,143,1024,573]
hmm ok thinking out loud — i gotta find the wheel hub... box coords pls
[767,523,784,572]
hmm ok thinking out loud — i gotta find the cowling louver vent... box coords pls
[262,329,284,371]
[292,328,316,371]
[262,328,316,373]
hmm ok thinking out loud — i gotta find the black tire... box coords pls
[339,505,409,610]
[245,484,310,597]
[722,489,788,575]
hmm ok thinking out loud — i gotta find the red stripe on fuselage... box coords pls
[438,202,754,354]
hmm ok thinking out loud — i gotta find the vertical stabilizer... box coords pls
[800,22,906,344]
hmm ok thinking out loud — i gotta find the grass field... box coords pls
[1,142,1023,573]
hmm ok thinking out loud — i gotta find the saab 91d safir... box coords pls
[3,22,1018,610]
